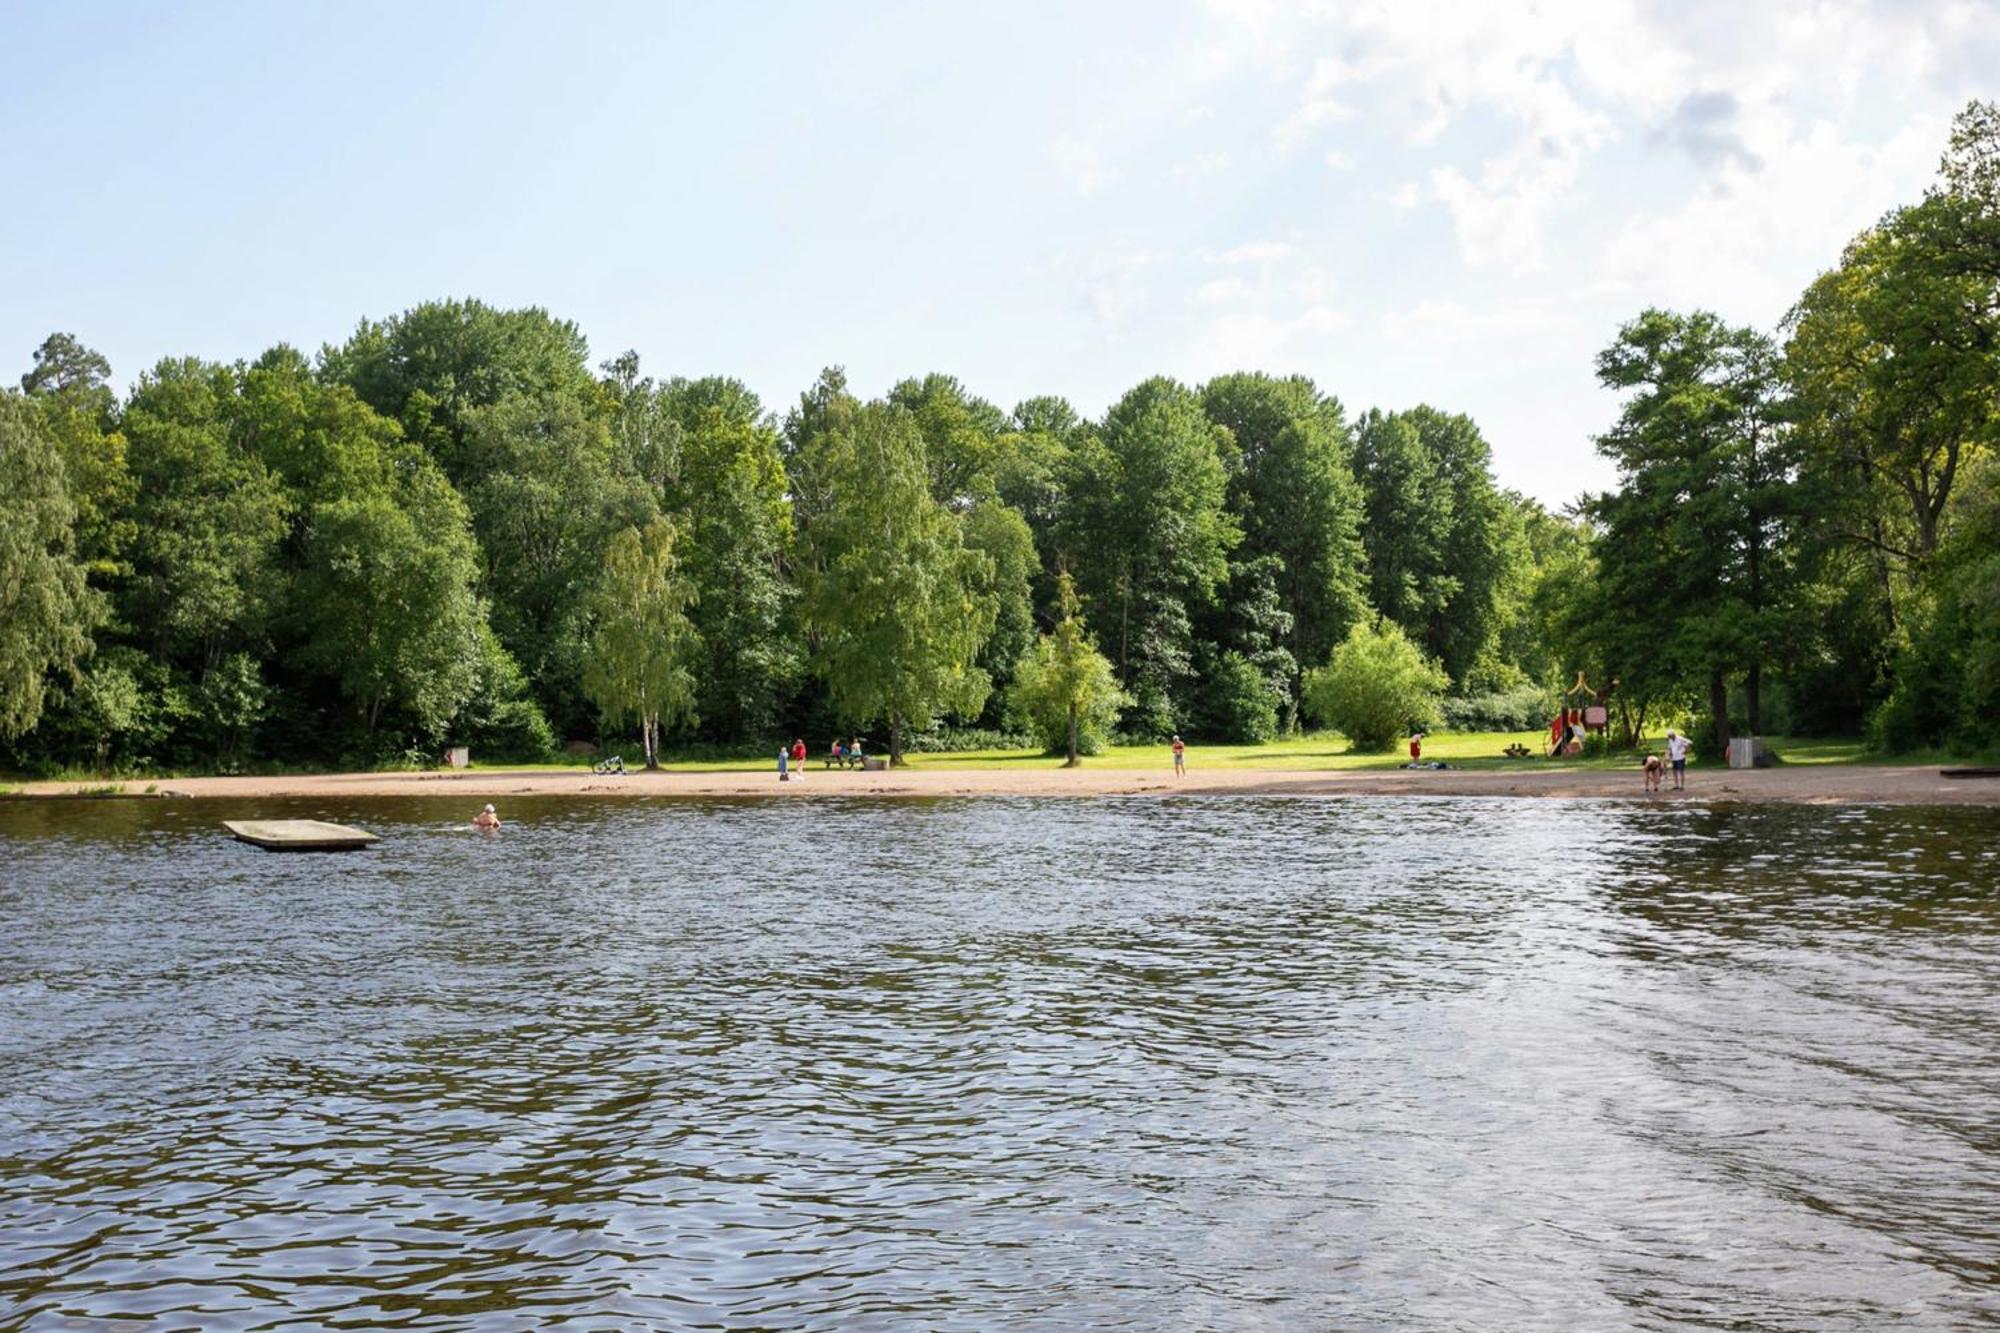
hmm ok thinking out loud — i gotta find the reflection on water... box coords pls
[1,795,1996,1329]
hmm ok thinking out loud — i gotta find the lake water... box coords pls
[1,795,1996,1330]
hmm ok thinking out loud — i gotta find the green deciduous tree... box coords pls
[1352,405,1513,686]
[121,358,288,672]
[295,462,488,743]
[0,392,100,739]
[19,334,135,581]
[888,373,1008,507]
[804,401,996,763]
[581,520,701,769]
[1302,620,1448,752]
[457,390,659,733]
[1200,372,1369,674]
[1008,571,1127,764]
[323,298,598,476]
[1060,377,1238,735]
[1590,309,1800,751]
[660,375,801,743]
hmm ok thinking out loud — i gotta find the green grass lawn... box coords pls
[16,731,1972,786]
[468,731,1905,776]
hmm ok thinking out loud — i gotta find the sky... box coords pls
[3,0,1995,508]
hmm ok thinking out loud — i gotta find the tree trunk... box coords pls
[1709,668,1731,756]
[1745,663,1762,738]
[890,712,906,767]
[1065,700,1079,768]
[643,712,660,770]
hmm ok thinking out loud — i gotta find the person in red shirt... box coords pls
[1408,732,1423,764]
[790,738,807,779]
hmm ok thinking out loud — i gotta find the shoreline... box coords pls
[10,764,2000,806]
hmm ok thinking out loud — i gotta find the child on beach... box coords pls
[1643,752,1664,792]
[1171,735,1186,776]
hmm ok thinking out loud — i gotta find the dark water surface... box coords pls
[1,795,1996,1330]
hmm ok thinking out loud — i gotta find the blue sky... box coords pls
[4,0,1994,505]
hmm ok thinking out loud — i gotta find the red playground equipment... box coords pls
[1547,671,1614,757]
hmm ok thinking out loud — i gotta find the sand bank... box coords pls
[14,764,2000,805]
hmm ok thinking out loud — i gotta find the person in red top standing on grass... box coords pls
[1408,732,1424,764]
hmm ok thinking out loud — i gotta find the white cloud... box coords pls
[1323,148,1354,170]
[1054,245,1171,325]
[1373,182,1422,210]
[1189,305,1350,370]
[1173,151,1233,181]
[1212,239,1295,264]
[1381,298,1574,346]
[1600,112,1944,318]
[1193,276,1253,307]
[1052,135,1116,194]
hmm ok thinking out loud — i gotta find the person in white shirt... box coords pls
[1664,729,1694,790]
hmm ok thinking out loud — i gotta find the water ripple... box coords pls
[1,795,1996,1329]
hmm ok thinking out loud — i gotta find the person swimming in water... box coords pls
[472,803,501,831]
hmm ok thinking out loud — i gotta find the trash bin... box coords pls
[1726,737,1766,769]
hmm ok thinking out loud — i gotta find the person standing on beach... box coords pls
[1171,734,1186,777]
[1664,729,1693,789]
[778,746,789,782]
[791,737,807,780]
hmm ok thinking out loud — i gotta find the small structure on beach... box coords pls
[223,820,380,852]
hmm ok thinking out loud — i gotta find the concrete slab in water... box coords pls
[224,819,380,851]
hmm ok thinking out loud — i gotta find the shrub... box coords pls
[1439,684,1554,733]
[1006,637,1127,757]
[1193,649,1279,743]
[1301,621,1448,751]
[902,725,1034,754]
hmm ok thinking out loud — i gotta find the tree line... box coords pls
[2,102,1994,772]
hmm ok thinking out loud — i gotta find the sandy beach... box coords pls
[14,763,2000,805]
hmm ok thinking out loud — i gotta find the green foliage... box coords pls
[900,725,1034,754]
[1873,456,2000,751]
[294,459,487,741]
[961,499,1038,699]
[1302,621,1448,752]
[1352,405,1512,686]
[457,389,659,732]
[661,375,800,743]
[1200,373,1369,674]
[1193,648,1279,744]
[1061,377,1238,735]
[1440,684,1554,733]
[1588,309,1799,749]
[803,400,996,762]
[451,624,558,761]
[581,519,701,769]
[1007,572,1128,762]
[121,358,288,664]
[0,392,100,740]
